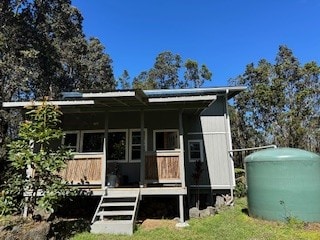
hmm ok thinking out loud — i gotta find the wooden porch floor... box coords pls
[79,186,187,196]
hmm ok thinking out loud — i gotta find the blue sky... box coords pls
[72,0,320,87]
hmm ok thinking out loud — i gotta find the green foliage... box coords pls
[0,101,73,216]
[184,59,212,88]
[230,45,320,163]
[151,51,182,89]
[0,177,24,215]
[132,51,212,89]
[80,37,115,91]
[118,70,131,89]
[133,71,157,90]
[234,168,247,198]
[0,0,115,187]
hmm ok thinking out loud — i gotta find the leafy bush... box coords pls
[234,168,247,198]
[0,101,73,216]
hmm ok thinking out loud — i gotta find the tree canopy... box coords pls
[0,0,116,179]
[0,0,115,101]
[230,45,320,166]
[132,51,212,89]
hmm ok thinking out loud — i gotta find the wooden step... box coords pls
[102,197,136,202]
[97,210,134,216]
[91,188,140,235]
[105,188,140,197]
[100,202,136,207]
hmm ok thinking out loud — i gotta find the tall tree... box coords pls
[0,0,115,182]
[132,71,157,90]
[80,37,115,91]
[1,0,115,99]
[184,59,212,88]
[132,51,212,89]
[118,70,131,89]
[149,51,182,89]
[230,45,320,154]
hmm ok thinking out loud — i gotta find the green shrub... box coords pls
[0,101,73,216]
[234,168,246,198]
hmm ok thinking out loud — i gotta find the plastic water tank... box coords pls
[245,148,320,222]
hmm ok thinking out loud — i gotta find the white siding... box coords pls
[200,97,235,189]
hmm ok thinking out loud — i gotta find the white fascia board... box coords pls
[82,91,136,98]
[2,100,95,108]
[148,95,217,103]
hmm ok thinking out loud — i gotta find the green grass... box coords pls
[72,198,320,240]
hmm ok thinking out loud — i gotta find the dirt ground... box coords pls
[140,219,178,230]
[304,222,320,231]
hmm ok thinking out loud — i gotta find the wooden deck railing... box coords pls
[145,151,181,183]
[60,151,182,186]
[60,154,103,185]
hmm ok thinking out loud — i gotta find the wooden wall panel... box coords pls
[145,154,180,182]
[60,157,102,184]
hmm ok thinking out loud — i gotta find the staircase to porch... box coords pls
[91,188,140,235]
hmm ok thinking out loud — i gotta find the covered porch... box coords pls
[59,149,185,193]
[58,89,217,194]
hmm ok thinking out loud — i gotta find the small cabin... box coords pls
[3,86,245,234]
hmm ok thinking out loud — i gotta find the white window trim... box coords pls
[129,129,147,163]
[153,129,179,151]
[80,129,104,154]
[107,129,128,163]
[188,139,204,162]
[62,131,80,152]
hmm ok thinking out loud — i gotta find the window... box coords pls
[154,130,179,150]
[107,130,128,162]
[63,131,79,151]
[81,131,104,152]
[188,140,204,162]
[129,129,147,162]
[63,129,147,163]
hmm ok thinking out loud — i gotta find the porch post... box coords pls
[179,195,185,223]
[102,111,109,189]
[139,110,145,187]
[179,110,186,188]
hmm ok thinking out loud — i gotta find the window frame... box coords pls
[107,129,128,163]
[188,139,204,162]
[62,131,80,152]
[80,129,104,153]
[153,129,179,151]
[63,129,149,163]
[129,129,147,163]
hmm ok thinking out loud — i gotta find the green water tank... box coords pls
[244,147,320,222]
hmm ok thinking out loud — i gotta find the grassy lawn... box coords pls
[72,198,320,240]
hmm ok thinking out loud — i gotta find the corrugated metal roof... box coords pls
[144,86,246,99]
[3,86,246,110]
[61,86,246,100]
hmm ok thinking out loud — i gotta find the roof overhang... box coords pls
[148,95,217,103]
[144,86,246,100]
[60,89,148,108]
[2,100,95,108]
[2,86,246,112]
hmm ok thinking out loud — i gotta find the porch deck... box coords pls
[59,152,186,196]
[80,186,187,196]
